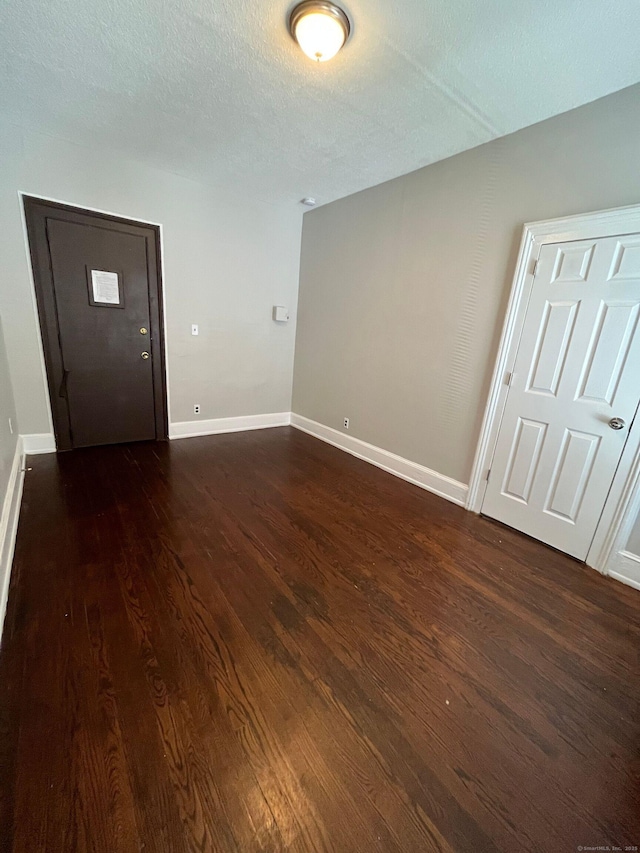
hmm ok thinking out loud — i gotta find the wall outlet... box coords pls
[191,324,199,336]
[343,417,349,429]
[194,404,201,415]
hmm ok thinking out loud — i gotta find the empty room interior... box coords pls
[1,1,640,850]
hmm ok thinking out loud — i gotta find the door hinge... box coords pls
[531,258,538,277]
[485,467,492,483]
[505,371,515,387]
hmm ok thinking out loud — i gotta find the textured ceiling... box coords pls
[1,0,640,207]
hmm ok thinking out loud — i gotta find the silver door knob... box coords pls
[609,417,625,430]
[141,351,150,360]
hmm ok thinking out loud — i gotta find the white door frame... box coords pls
[467,203,640,576]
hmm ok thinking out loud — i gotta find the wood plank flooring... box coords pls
[0,426,638,852]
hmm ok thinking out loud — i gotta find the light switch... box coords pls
[272,306,289,322]
[191,324,199,335]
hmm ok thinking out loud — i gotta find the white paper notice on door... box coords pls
[91,270,120,305]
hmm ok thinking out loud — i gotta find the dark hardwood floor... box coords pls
[0,427,638,852]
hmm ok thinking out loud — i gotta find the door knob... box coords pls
[141,351,150,360]
[609,417,626,430]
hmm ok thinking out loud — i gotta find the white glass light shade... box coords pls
[289,3,350,63]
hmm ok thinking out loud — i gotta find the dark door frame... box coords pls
[23,196,169,450]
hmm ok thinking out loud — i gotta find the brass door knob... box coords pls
[140,327,148,335]
[141,351,150,360]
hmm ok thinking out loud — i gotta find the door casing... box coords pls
[467,203,640,578]
[22,195,169,450]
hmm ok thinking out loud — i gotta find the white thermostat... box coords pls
[272,306,289,322]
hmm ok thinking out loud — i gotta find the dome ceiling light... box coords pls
[289,1,351,63]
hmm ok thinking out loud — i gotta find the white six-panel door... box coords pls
[482,234,640,559]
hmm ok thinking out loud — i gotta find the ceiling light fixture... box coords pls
[289,1,351,63]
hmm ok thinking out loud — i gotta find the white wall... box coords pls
[0,315,18,509]
[0,312,19,640]
[0,123,302,435]
[293,84,640,556]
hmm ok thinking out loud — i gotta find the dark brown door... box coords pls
[24,198,167,450]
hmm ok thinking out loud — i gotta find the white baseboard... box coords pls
[608,550,640,591]
[290,413,468,507]
[22,433,56,454]
[169,412,291,440]
[0,437,26,643]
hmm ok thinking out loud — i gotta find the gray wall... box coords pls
[293,83,640,550]
[0,316,18,512]
[0,124,302,434]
